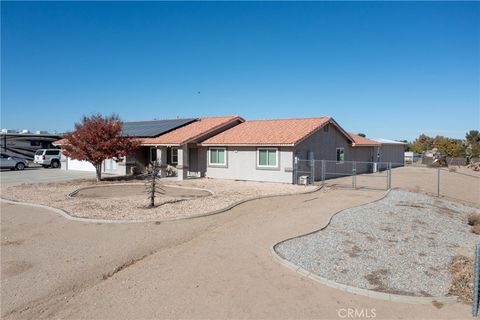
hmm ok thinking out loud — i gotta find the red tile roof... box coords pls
[348,133,380,146]
[140,115,244,145]
[202,117,333,146]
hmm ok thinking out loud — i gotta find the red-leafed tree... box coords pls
[62,114,140,182]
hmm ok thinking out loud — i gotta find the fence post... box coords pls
[437,167,440,197]
[321,160,325,187]
[352,161,357,189]
[311,159,315,184]
[473,242,480,317]
[294,156,298,185]
[385,162,391,190]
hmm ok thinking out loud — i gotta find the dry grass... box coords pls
[449,255,474,304]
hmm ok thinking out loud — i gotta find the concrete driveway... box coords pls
[0,167,97,185]
[0,188,469,319]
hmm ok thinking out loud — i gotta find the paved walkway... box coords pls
[1,188,470,319]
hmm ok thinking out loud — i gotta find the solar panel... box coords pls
[121,118,197,137]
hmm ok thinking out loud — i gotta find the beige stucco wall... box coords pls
[205,146,294,183]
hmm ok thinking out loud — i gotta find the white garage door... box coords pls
[67,158,96,172]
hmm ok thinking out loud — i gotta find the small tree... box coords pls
[62,114,140,182]
[145,161,163,207]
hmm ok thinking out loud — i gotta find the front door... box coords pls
[188,148,199,177]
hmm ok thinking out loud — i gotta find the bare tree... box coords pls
[145,161,163,207]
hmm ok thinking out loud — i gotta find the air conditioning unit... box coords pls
[298,175,310,185]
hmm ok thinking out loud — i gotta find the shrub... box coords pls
[472,224,480,235]
[468,214,480,226]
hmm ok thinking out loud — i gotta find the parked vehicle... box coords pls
[34,149,62,168]
[0,130,62,161]
[0,153,29,170]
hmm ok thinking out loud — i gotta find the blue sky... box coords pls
[1,1,479,140]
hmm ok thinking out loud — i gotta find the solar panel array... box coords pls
[121,118,197,137]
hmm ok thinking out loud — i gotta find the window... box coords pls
[323,124,329,132]
[336,148,345,163]
[171,147,178,164]
[209,147,226,166]
[257,148,278,168]
[30,141,41,147]
[35,150,44,155]
[150,147,157,163]
[45,150,60,155]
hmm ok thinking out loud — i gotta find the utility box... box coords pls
[298,175,310,185]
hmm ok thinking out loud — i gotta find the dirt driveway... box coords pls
[1,187,469,320]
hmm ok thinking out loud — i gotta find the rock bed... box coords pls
[1,178,316,221]
[275,190,479,297]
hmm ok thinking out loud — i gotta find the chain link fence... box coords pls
[294,159,392,190]
[294,159,480,204]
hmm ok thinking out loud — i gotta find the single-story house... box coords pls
[201,117,388,183]
[55,115,405,184]
[371,138,406,166]
[55,115,244,177]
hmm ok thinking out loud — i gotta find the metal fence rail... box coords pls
[294,159,392,190]
[294,159,480,204]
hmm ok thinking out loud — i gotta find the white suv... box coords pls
[34,149,62,168]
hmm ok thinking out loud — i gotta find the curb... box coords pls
[270,189,459,305]
[1,185,321,224]
[66,183,215,198]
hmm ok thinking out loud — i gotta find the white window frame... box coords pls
[171,147,178,164]
[257,147,279,168]
[336,147,345,164]
[208,147,227,166]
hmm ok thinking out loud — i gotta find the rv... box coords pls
[0,129,62,161]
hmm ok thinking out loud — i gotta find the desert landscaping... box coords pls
[0,178,317,221]
[275,190,479,301]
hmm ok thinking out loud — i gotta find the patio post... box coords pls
[177,144,189,180]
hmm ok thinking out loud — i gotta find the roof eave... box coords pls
[201,143,295,147]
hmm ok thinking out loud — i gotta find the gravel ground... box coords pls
[275,190,480,297]
[0,178,316,221]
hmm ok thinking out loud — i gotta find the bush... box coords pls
[472,224,480,235]
[467,214,480,226]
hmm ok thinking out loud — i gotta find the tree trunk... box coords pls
[95,163,102,182]
[150,178,155,207]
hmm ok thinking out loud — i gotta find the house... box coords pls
[55,116,244,177]
[371,138,406,166]
[201,117,383,183]
[55,115,403,184]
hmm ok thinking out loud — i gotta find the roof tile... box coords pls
[202,117,332,145]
